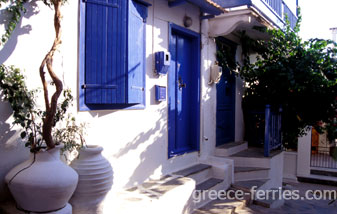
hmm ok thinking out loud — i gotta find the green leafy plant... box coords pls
[239,13,337,148]
[0,65,85,153]
[54,115,86,154]
[0,0,27,46]
[1,0,74,151]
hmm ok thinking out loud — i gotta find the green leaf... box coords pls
[20,131,26,139]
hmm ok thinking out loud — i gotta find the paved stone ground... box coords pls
[236,181,337,214]
[1,181,336,214]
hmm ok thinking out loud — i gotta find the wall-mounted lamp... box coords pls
[183,16,193,28]
[208,61,222,85]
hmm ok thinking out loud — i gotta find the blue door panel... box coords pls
[168,24,200,157]
[216,68,236,146]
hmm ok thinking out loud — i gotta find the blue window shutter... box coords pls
[127,0,147,104]
[84,0,127,104]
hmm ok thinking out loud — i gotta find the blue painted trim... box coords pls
[78,0,86,111]
[170,23,201,39]
[200,14,215,20]
[133,0,152,7]
[168,0,187,7]
[168,23,201,159]
[211,0,252,8]
[80,103,145,111]
[264,105,271,157]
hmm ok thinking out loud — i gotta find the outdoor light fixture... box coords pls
[183,16,193,28]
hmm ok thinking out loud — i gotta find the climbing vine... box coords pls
[238,14,337,147]
[0,0,27,46]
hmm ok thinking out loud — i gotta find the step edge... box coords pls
[195,178,224,192]
[173,164,212,177]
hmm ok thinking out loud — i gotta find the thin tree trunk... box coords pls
[39,0,63,149]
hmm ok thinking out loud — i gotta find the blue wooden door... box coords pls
[216,41,236,146]
[168,24,200,158]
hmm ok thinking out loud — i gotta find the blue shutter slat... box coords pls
[117,0,124,103]
[84,0,118,8]
[84,0,126,104]
[128,0,146,104]
[101,4,107,104]
[121,0,127,103]
[85,3,97,104]
[106,5,114,103]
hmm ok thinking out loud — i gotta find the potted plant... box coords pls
[0,65,85,213]
[0,0,84,212]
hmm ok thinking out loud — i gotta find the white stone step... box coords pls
[193,178,226,209]
[215,141,248,157]
[231,179,283,209]
[193,198,246,214]
[232,179,274,196]
[224,148,282,168]
[253,187,285,208]
[108,176,196,214]
[310,168,337,178]
[234,167,270,182]
[228,156,271,168]
[173,164,212,185]
[298,174,337,186]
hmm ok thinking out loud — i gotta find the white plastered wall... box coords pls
[0,0,229,201]
[283,151,298,181]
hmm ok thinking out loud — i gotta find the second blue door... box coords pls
[168,24,200,158]
[216,39,236,146]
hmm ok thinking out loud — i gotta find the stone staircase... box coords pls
[173,163,229,209]
[214,141,284,208]
[107,142,284,213]
[194,141,285,212]
[107,162,231,214]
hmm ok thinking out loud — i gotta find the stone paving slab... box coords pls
[236,181,337,214]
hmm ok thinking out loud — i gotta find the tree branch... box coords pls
[40,0,63,149]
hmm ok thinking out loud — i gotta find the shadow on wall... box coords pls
[0,0,39,64]
[113,105,167,188]
[0,99,30,202]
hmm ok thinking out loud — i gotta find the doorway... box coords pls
[168,24,200,158]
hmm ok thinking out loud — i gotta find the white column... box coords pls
[296,128,312,177]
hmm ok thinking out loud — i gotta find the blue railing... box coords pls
[264,105,282,157]
[213,0,298,29]
[245,105,282,157]
[283,2,297,29]
[260,0,297,29]
[261,0,282,17]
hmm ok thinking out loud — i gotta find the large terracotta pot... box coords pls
[5,146,78,213]
[70,145,113,214]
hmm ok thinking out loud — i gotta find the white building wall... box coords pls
[200,19,217,159]
[0,0,228,201]
[235,45,244,142]
[283,151,298,181]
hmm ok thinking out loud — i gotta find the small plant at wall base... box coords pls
[239,13,337,149]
